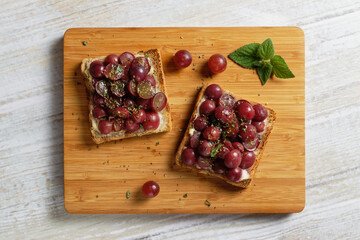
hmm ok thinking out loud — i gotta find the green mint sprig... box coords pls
[228,38,295,85]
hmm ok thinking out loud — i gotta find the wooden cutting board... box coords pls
[63,27,305,213]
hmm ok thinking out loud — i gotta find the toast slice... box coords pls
[175,85,276,188]
[81,49,171,144]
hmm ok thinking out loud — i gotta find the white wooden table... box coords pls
[1,0,359,239]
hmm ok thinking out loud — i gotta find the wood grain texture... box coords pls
[64,27,304,213]
[0,0,359,239]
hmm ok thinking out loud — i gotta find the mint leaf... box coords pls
[236,43,261,56]
[257,38,274,60]
[270,55,295,78]
[229,53,260,69]
[210,144,223,158]
[256,61,273,85]
[228,43,261,69]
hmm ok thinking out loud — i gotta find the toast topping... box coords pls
[180,84,270,183]
[88,53,168,135]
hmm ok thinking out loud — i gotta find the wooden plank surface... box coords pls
[63,27,305,213]
[1,0,359,239]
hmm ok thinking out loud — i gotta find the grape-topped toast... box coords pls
[81,49,171,144]
[175,84,276,188]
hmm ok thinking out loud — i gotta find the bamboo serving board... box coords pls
[64,27,305,213]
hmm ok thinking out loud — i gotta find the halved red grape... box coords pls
[119,52,135,68]
[202,126,221,141]
[224,121,239,138]
[240,151,256,169]
[123,98,136,109]
[93,93,106,106]
[127,79,138,97]
[89,60,105,79]
[174,50,192,68]
[151,92,167,112]
[142,181,160,198]
[253,104,268,121]
[232,142,244,153]
[112,118,125,131]
[144,75,156,87]
[196,156,212,170]
[95,80,109,98]
[98,120,113,134]
[125,118,140,132]
[129,65,147,82]
[205,84,223,100]
[132,57,151,73]
[224,149,242,169]
[104,96,121,109]
[104,63,125,81]
[199,100,216,115]
[104,54,119,65]
[110,81,126,97]
[214,106,234,123]
[239,124,257,142]
[217,94,235,108]
[235,101,255,121]
[226,167,242,182]
[222,139,234,150]
[131,108,146,123]
[208,54,227,74]
[136,98,151,110]
[216,145,230,159]
[111,106,130,119]
[190,131,201,149]
[120,74,129,83]
[137,80,155,99]
[197,140,214,157]
[193,116,209,131]
[181,148,196,166]
[213,161,227,175]
[92,106,106,119]
[143,112,160,130]
[252,121,265,133]
[243,135,260,151]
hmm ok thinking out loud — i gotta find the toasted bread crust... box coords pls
[81,49,172,144]
[175,85,276,188]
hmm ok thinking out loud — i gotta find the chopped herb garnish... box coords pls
[96,195,98,198]
[126,190,130,199]
[183,194,188,198]
[74,72,77,76]
[76,82,81,85]
[71,113,74,115]
[205,200,211,207]
[210,143,223,157]
[147,147,150,149]
[75,128,77,130]
[193,63,196,66]
[155,142,159,146]
[144,53,149,58]
[77,117,80,120]
[82,41,87,46]
[88,148,91,151]
[192,68,195,71]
